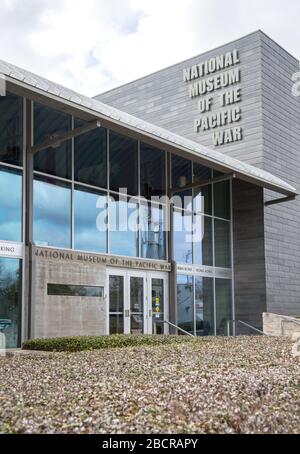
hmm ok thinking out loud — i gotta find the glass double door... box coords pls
[107,269,167,335]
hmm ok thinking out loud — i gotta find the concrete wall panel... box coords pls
[32,255,106,339]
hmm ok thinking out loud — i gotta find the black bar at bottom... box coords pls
[0,434,297,451]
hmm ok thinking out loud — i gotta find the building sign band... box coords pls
[33,247,171,272]
[176,263,232,279]
[183,49,243,146]
[33,248,233,277]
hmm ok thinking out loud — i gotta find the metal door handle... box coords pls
[125,310,130,317]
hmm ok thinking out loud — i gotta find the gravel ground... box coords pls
[0,336,299,434]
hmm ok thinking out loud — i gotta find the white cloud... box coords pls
[0,0,299,97]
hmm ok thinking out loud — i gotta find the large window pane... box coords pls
[74,119,107,188]
[214,219,231,268]
[195,277,214,336]
[193,215,213,266]
[215,278,232,336]
[173,210,192,264]
[109,196,138,257]
[140,143,165,198]
[74,186,107,253]
[0,258,22,348]
[34,103,72,179]
[109,131,138,195]
[140,203,166,260]
[177,275,194,334]
[33,177,71,248]
[0,167,22,242]
[0,92,23,166]
[214,180,230,220]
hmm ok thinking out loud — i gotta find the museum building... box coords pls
[0,30,299,347]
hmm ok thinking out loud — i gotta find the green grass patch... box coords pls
[22,334,196,352]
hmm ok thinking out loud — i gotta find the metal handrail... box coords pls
[229,319,265,336]
[158,320,195,337]
[157,319,265,337]
[281,318,300,336]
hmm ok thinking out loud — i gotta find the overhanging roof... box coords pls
[0,59,297,197]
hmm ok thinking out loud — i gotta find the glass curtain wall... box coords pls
[0,92,23,348]
[173,161,233,337]
[0,92,23,242]
[32,103,167,260]
[172,158,232,269]
[177,274,231,336]
[0,167,23,242]
[32,102,232,269]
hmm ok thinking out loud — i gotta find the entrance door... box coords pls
[107,269,168,335]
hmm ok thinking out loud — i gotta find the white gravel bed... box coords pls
[0,336,299,434]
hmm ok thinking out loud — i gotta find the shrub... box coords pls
[22,334,196,352]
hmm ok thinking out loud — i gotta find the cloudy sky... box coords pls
[0,0,299,97]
